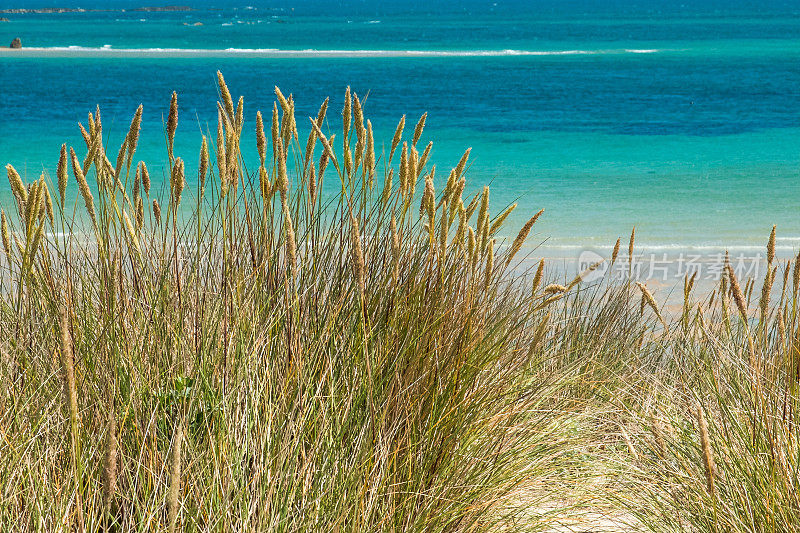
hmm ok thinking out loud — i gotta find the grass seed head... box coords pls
[390,115,405,161]
[167,91,178,158]
[507,209,544,266]
[635,281,665,326]
[57,144,68,208]
[126,104,143,163]
[767,225,776,265]
[695,403,716,496]
[412,112,427,145]
[217,71,235,120]
[6,164,26,205]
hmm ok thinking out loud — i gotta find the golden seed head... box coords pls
[140,161,150,195]
[628,226,636,258]
[6,164,26,204]
[79,122,91,147]
[199,136,209,191]
[171,157,185,206]
[695,404,715,496]
[759,266,774,318]
[217,70,235,120]
[23,180,41,231]
[635,281,665,326]
[123,210,140,252]
[316,97,329,129]
[422,171,435,219]
[455,201,466,248]
[235,96,244,136]
[42,181,54,226]
[274,86,290,115]
[342,86,352,139]
[70,147,96,224]
[490,203,516,235]
[57,143,68,208]
[767,225,776,264]
[353,93,364,141]
[216,110,227,182]
[350,212,366,296]
[477,186,489,236]
[611,238,621,264]
[167,91,178,158]
[259,166,272,201]
[506,209,544,266]
[275,137,289,196]
[378,169,392,208]
[417,141,432,176]
[270,102,280,161]
[152,199,161,224]
[399,142,409,196]
[319,135,332,181]
[1,210,10,257]
[793,250,800,296]
[543,284,567,295]
[167,424,183,533]
[126,104,143,162]
[532,259,545,295]
[115,137,128,179]
[87,112,95,137]
[256,111,266,166]
[412,112,427,146]
[59,302,80,470]
[365,120,375,187]
[135,195,144,229]
[390,115,405,162]
[307,163,316,207]
[95,105,102,134]
[726,262,748,320]
[454,147,471,178]
[468,226,476,261]
[478,188,491,253]
[484,239,495,289]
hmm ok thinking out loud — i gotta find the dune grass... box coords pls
[1,73,798,532]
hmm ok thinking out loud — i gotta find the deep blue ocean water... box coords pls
[0,1,798,255]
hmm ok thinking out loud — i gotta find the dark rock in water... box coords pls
[9,37,21,48]
[0,17,9,22]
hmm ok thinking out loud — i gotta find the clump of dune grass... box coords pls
[0,73,596,531]
[604,229,800,532]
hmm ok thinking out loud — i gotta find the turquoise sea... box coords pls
[1,0,798,258]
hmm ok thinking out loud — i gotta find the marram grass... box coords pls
[0,73,585,532]
[1,73,800,532]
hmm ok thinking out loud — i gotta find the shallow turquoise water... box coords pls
[0,1,798,255]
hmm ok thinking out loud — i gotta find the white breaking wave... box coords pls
[1,46,668,58]
[536,243,800,253]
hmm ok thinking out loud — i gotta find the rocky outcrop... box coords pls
[0,8,86,13]
[0,6,192,14]
[132,6,192,12]
[9,37,21,48]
